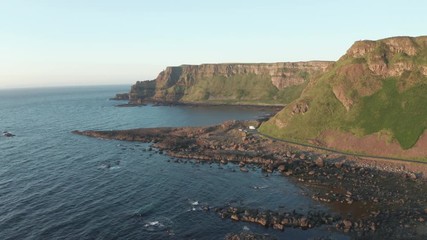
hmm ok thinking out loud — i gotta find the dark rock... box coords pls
[3,132,15,137]
[370,222,376,231]
[281,218,290,225]
[256,217,268,226]
[315,157,325,167]
[277,165,286,172]
[406,172,417,180]
[231,214,240,221]
[272,223,284,231]
[220,211,230,219]
[229,207,243,214]
[343,219,352,229]
[334,161,343,169]
[244,209,258,216]
[110,93,129,100]
[300,217,309,228]
[292,101,309,114]
[346,198,354,204]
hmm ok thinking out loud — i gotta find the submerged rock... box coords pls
[3,131,15,137]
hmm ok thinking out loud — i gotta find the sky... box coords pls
[1,0,426,89]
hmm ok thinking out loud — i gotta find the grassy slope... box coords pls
[260,38,427,151]
[260,79,427,150]
[356,79,427,148]
[259,73,350,141]
[179,73,308,105]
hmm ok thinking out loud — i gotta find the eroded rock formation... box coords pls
[128,62,332,104]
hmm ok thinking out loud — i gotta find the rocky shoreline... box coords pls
[73,120,427,239]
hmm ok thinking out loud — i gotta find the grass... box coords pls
[259,77,349,140]
[259,36,427,159]
[275,81,309,104]
[260,60,427,151]
[356,79,427,149]
[260,76,427,150]
[181,73,308,105]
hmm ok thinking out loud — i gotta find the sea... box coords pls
[0,86,349,240]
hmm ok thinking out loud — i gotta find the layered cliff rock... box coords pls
[129,62,332,105]
[260,36,427,159]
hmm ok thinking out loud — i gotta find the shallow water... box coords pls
[0,86,348,239]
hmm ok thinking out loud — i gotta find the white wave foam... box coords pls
[253,185,268,189]
[143,217,173,232]
[144,221,164,228]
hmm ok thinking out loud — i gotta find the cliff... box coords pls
[260,36,427,159]
[128,62,332,105]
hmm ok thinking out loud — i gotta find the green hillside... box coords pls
[260,36,427,153]
[180,73,309,105]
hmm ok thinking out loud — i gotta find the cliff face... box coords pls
[260,36,427,159]
[328,36,427,111]
[345,36,427,79]
[129,62,332,105]
[129,80,156,104]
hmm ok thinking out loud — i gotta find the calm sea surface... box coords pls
[0,86,348,239]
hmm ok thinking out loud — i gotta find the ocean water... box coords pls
[0,86,348,240]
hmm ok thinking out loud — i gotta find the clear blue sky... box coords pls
[1,0,426,89]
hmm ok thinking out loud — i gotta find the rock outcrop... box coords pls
[128,62,332,105]
[110,93,129,100]
[2,131,15,137]
[346,36,427,80]
[129,80,156,104]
